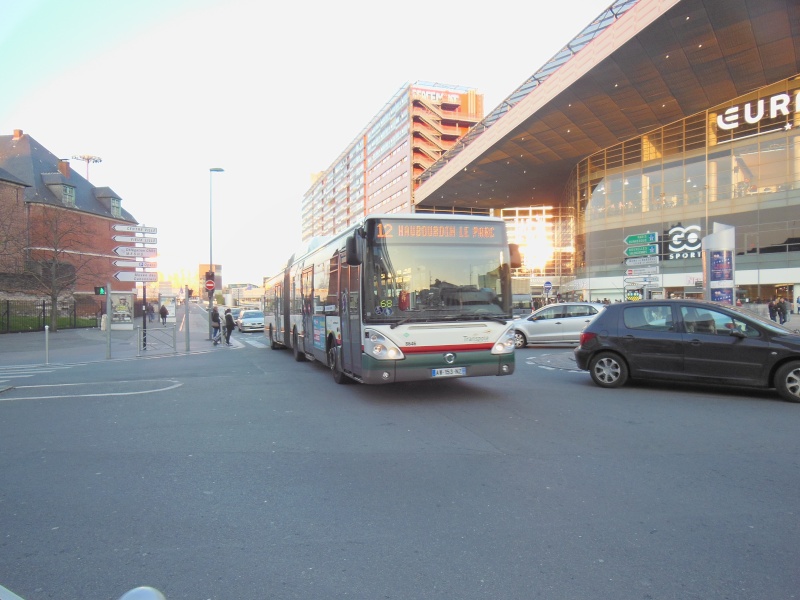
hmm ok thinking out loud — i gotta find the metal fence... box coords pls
[0,298,104,333]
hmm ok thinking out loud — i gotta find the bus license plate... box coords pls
[431,367,466,378]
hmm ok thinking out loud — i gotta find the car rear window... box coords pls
[622,305,674,331]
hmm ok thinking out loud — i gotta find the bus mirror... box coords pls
[509,243,522,269]
[346,234,362,265]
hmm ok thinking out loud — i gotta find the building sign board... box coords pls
[716,91,800,132]
[668,224,701,259]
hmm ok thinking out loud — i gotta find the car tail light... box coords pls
[579,331,597,347]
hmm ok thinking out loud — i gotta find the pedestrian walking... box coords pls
[147,303,155,322]
[768,297,777,321]
[159,304,168,325]
[776,296,788,324]
[211,307,222,345]
[224,308,236,346]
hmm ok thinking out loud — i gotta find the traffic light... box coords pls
[188,288,194,298]
[205,271,214,281]
[94,286,107,295]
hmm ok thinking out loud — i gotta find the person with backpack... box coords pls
[211,307,222,345]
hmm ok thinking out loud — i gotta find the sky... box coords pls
[0,0,613,286]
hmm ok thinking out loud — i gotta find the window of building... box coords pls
[62,185,76,207]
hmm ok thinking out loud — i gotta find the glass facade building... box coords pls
[563,76,800,307]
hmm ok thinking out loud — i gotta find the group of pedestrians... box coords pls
[210,307,236,346]
[146,303,169,325]
[767,296,791,324]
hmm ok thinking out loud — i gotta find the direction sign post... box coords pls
[624,232,658,245]
[625,255,660,266]
[113,260,157,269]
[113,225,157,234]
[114,246,157,257]
[114,272,158,282]
[112,235,158,244]
[624,244,659,258]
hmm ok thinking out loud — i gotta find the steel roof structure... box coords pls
[414,0,800,210]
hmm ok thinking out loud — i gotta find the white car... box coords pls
[236,309,265,332]
[513,302,606,347]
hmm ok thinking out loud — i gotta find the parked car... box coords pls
[513,302,606,347]
[236,309,265,332]
[573,299,800,402]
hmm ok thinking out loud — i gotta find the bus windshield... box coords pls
[363,218,512,323]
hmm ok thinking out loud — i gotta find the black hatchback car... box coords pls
[573,299,800,402]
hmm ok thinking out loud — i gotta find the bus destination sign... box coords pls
[373,219,501,243]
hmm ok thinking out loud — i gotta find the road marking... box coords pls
[243,339,266,348]
[0,379,183,402]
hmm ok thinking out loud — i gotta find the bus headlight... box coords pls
[491,326,516,355]
[365,330,405,360]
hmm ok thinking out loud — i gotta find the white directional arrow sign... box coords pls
[113,225,157,234]
[113,235,157,244]
[114,271,158,282]
[114,246,157,257]
[113,260,157,268]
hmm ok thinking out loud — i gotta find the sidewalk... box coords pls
[0,305,222,367]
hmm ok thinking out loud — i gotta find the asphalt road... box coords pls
[1,339,798,600]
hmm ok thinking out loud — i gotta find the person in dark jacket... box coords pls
[159,304,168,325]
[211,307,222,345]
[224,308,236,346]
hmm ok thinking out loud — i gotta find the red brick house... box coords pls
[0,129,140,300]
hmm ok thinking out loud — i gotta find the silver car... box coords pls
[236,309,265,332]
[513,302,606,347]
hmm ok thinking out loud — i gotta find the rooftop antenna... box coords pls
[72,154,102,180]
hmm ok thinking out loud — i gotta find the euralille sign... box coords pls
[716,91,799,133]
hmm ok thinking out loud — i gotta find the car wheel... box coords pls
[588,351,629,388]
[514,330,527,349]
[775,360,800,403]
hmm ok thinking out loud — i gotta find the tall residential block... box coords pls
[301,81,483,241]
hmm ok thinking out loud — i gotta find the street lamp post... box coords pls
[208,167,224,339]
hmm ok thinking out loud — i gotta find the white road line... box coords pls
[0,379,183,401]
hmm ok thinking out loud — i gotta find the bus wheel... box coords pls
[269,326,279,350]
[293,331,305,362]
[329,345,350,385]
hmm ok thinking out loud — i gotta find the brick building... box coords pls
[0,129,140,300]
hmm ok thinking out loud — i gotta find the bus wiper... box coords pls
[390,317,412,329]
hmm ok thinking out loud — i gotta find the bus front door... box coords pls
[341,264,362,378]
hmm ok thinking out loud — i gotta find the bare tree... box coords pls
[25,205,105,331]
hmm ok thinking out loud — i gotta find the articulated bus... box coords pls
[263,214,521,384]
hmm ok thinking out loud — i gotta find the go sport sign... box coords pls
[667,224,701,260]
[716,91,800,133]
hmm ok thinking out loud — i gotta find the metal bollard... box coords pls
[44,325,49,365]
